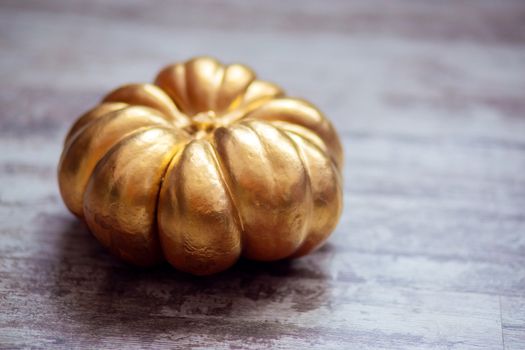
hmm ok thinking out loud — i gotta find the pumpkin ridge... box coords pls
[219,64,257,113]
[185,57,220,114]
[103,83,181,121]
[59,109,175,218]
[282,131,343,257]
[153,137,191,264]
[211,65,226,112]
[80,123,174,202]
[63,106,165,150]
[82,126,185,265]
[279,129,315,254]
[157,138,242,274]
[243,97,343,170]
[209,129,245,239]
[177,63,192,115]
[239,120,310,259]
[274,122,340,172]
[242,121,276,199]
[62,106,175,162]
[154,64,191,116]
[64,102,129,146]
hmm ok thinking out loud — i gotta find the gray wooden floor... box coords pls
[1,0,524,349]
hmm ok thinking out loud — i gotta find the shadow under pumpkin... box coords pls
[41,212,337,343]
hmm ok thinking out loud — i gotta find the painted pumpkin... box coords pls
[58,57,343,275]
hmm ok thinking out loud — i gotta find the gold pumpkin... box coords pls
[58,57,343,275]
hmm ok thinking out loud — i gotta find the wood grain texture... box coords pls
[1,0,525,349]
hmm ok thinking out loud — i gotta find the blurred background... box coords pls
[1,0,524,349]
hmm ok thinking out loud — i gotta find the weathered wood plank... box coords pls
[501,297,525,350]
[0,210,505,349]
[1,0,525,348]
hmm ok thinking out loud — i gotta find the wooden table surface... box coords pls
[1,1,524,349]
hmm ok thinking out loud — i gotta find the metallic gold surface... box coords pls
[58,57,344,275]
